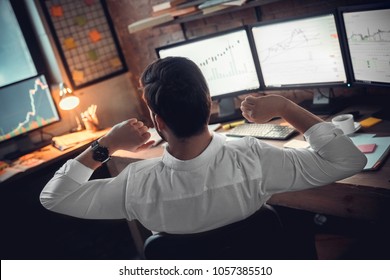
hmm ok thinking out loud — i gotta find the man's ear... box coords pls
[155,115,165,131]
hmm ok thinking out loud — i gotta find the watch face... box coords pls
[93,148,108,162]
[92,142,109,162]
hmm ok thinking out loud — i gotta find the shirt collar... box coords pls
[162,132,226,171]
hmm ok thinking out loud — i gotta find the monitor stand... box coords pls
[4,134,52,161]
[299,89,346,115]
[209,97,243,124]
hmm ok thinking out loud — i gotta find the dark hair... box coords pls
[140,57,211,138]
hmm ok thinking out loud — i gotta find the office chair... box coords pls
[144,204,317,260]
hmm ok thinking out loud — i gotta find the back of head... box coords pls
[141,57,211,138]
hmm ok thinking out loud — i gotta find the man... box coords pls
[41,57,366,234]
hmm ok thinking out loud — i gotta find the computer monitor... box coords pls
[249,12,349,114]
[339,3,390,88]
[339,3,390,120]
[156,27,261,122]
[0,0,38,88]
[0,74,60,159]
[250,12,348,88]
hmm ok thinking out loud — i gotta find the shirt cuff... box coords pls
[304,122,343,151]
[66,159,94,184]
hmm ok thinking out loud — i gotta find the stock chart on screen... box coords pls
[251,14,347,88]
[342,8,390,84]
[0,75,60,143]
[158,28,260,98]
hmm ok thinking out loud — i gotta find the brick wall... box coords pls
[105,0,384,120]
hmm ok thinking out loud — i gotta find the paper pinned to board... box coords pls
[89,29,101,43]
[50,5,63,17]
[64,37,76,50]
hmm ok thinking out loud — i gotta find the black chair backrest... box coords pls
[144,204,291,260]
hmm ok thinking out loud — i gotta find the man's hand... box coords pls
[75,118,155,170]
[99,118,155,153]
[241,94,323,134]
[240,95,286,123]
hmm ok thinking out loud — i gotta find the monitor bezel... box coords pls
[0,73,61,145]
[248,10,350,90]
[155,26,262,101]
[338,2,390,88]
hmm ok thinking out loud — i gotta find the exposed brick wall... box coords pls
[106,0,383,120]
[107,0,377,74]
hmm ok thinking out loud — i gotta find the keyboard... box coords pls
[52,130,98,151]
[226,123,297,140]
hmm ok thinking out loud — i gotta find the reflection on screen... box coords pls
[158,29,260,98]
[251,14,347,88]
[0,0,37,87]
[342,8,390,84]
[0,75,60,143]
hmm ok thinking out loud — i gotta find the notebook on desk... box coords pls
[52,129,108,151]
[349,135,390,171]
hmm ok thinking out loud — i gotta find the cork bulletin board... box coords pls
[40,0,127,89]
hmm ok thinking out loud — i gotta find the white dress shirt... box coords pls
[40,122,366,234]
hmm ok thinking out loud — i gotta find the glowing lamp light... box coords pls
[59,83,79,110]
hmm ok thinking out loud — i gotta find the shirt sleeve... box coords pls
[40,159,131,220]
[251,122,367,194]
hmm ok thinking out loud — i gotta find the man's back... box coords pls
[40,57,366,237]
[41,124,364,234]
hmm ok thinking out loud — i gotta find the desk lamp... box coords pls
[59,82,79,110]
[58,83,82,131]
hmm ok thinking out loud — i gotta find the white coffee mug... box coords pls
[332,114,355,135]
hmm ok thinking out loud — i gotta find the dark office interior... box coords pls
[1,0,390,260]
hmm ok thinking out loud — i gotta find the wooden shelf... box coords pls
[159,0,281,27]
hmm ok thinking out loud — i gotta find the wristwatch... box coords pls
[91,140,111,163]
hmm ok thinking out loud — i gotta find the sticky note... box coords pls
[110,57,122,68]
[89,29,101,43]
[50,5,63,17]
[357,144,377,154]
[75,16,87,26]
[64,37,76,49]
[84,0,95,6]
[360,117,382,128]
[88,49,98,61]
[72,70,84,82]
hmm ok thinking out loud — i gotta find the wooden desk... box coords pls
[265,109,390,222]
[0,129,109,186]
[106,105,390,256]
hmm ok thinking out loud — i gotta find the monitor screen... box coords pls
[156,27,260,99]
[0,74,60,144]
[0,0,37,88]
[250,13,348,89]
[339,4,390,87]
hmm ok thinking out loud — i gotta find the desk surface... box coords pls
[0,129,109,186]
